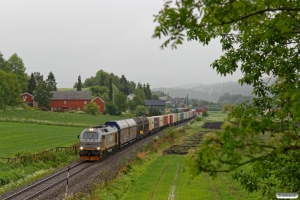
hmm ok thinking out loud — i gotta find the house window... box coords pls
[54,107,56,111]
[64,101,66,104]
[84,101,86,104]
[77,107,80,110]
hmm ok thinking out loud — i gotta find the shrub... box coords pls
[83,102,100,115]
[202,110,209,117]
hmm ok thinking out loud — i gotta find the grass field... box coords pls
[205,111,228,122]
[0,122,83,157]
[0,109,125,127]
[122,155,258,200]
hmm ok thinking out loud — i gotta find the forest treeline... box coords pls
[0,51,58,109]
[73,70,159,116]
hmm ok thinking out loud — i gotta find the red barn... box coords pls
[20,93,38,106]
[92,96,105,114]
[192,106,208,115]
[50,91,105,113]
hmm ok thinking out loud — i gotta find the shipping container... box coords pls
[169,114,174,124]
[147,117,154,132]
[105,120,136,147]
[163,115,169,126]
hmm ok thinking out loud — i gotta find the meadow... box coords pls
[0,109,125,127]
[0,122,83,157]
[121,155,258,200]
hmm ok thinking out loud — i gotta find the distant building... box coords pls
[127,93,135,101]
[20,93,38,107]
[145,100,166,114]
[192,106,208,115]
[50,91,105,113]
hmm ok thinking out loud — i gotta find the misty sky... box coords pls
[0,0,244,89]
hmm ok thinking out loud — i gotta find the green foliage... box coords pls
[83,102,100,115]
[90,85,109,96]
[219,93,253,105]
[27,73,36,94]
[151,94,159,100]
[202,110,209,117]
[105,102,119,115]
[134,105,147,117]
[153,0,300,197]
[33,81,53,109]
[7,53,28,93]
[0,70,21,109]
[222,104,235,113]
[148,108,162,117]
[114,92,127,113]
[46,71,57,91]
[77,75,82,91]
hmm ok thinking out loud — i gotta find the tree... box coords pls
[46,71,57,91]
[128,89,146,111]
[89,86,109,97]
[0,70,21,109]
[77,75,82,91]
[154,0,300,198]
[114,92,127,114]
[148,108,162,117]
[7,54,28,93]
[105,102,118,115]
[33,81,52,109]
[83,102,99,115]
[33,72,43,84]
[27,73,36,94]
[109,77,113,102]
[152,94,159,100]
[135,105,147,117]
[201,110,209,117]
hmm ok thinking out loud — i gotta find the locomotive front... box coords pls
[78,126,118,161]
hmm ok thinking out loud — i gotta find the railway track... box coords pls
[2,161,92,200]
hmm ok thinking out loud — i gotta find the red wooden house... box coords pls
[50,91,105,113]
[20,93,38,107]
[192,106,208,115]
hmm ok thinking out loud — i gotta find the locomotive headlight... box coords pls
[80,146,83,150]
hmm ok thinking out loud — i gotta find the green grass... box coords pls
[0,109,125,127]
[0,122,83,157]
[0,151,78,195]
[206,111,228,122]
[122,155,258,200]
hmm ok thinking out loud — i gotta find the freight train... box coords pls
[78,110,196,161]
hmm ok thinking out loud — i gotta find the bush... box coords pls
[202,110,209,117]
[83,102,100,115]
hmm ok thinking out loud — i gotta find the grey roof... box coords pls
[51,91,92,100]
[145,100,166,106]
[192,106,207,110]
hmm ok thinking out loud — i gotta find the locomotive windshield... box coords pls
[83,132,99,139]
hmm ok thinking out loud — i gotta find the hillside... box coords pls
[152,78,275,102]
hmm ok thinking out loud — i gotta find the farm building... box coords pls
[127,93,135,101]
[145,100,166,114]
[192,106,208,114]
[50,91,105,113]
[20,93,38,107]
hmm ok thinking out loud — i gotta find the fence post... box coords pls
[65,166,70,198]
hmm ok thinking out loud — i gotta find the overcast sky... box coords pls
[0,0,243,89]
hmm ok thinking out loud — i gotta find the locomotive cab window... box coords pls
[83,132,99,139]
